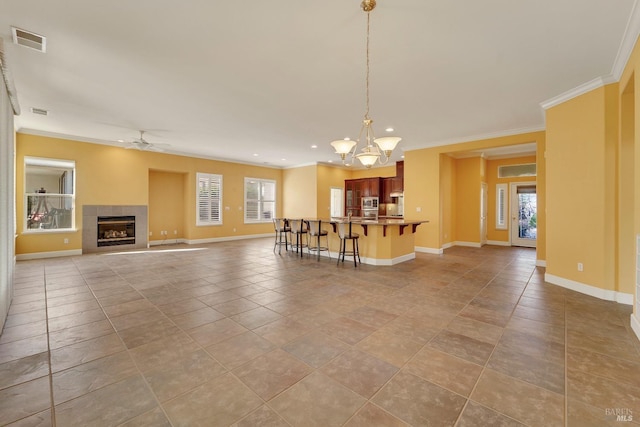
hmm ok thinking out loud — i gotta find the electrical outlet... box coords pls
[149,231,153,236]
[577,262,584,272]
[416,207,422,212]
[174,230,177,235]
[63,238,69,244]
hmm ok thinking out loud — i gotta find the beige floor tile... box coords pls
[170,306,226,330]
[117,318,181,349]
[405,347,483,397]
[230,306,282,330]
[318,317,376,346]
[567,347,640,388]
[163,372,262,427]
[321,349,398,399]
[471,368,564,426]
[50,333,126,373]
[0,352,50,390]
[355,329,422,367]
[232,349,313,400]
[372,371,467,426]
[157,298,208,317]
[428,330,495,365]
[5,409,53,427]
[0,335,49,365]
[232,405,289,427]
[144,349,227,402]
[48,319,115,350]
[344,306,398,328]
[52,351,138,405]
[128,332,200,372]
[568,329,640,362]
[212,298,260,316]
[188,318,247,347]
[0,321,47,345]
[205,331,275,370]
[46,308,107,332]
[282,330,349,368]
[102,299,156,318]
[254,317,312,346]
[567,367,640,415]
[344,403,408,427]
[54,375,157,427]
[119,407,172,427]
[46,299,102,319]
[445,315,504,345]
[457,401,525,426]
[0,377,51,426]
[566,398,627,427]
[270,372,367,427]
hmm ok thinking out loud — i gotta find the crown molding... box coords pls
[612,0,640,80]
[539,76,616,111]
[402,125,545,153]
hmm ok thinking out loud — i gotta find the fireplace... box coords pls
[97,216,135,247]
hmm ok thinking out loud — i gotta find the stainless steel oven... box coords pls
[362,197,379,220]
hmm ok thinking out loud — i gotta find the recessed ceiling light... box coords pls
[311,145,318,149]
[385,127,394,132]
[401,155,405,159]
[328,160,333,163]
[281,158,286,161]
[253,153,259,157]
[344,137,351,141]
[117,139,124,143]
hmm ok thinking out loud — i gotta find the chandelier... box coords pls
[330,0,401,168]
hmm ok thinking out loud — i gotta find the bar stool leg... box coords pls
[352,239,357,267]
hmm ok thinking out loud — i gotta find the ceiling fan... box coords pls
[124,130,169,152]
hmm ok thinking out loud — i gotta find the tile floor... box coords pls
[1,239,640,426]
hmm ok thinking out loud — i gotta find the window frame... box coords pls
[196,172,223,226]
[23,157,76,233]
[244,177,276,224]
[496,183,508,230]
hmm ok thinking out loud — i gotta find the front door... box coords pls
[510,182,537,248]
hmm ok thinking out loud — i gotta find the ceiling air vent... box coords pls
[11,27,46,53]
[30,107,49,116]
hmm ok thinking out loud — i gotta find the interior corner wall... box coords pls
[439,155,456,246]
[545,85,616,292]
[0,80,15,330]
[455,157,482,244]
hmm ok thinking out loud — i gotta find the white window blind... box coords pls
[245,178,275,223]
[197,173,222,225]
[496,183,507,230]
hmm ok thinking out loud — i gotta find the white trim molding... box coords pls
[631,314,640,342]
[540,77,615,111]
[16,249,82,261]
[415,246,444,255]
[454,241,482,248]
[536,259,547,268]
[612,0,640,80]
[486,240,510,247]
[545,273,634,305]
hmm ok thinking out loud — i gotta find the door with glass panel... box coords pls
[510,182,537,248]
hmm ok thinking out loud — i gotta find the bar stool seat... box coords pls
[337,222,360,266]
[307,220,330,260]
[288,219,308,257]
[273,218,290,253]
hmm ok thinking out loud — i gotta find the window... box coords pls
[498,163,536,178]
[245,178,275,223]
[25,157,75,231]
[496,183,507,230]
[197,173,222,225]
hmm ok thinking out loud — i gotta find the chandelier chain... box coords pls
[365,10,371,121]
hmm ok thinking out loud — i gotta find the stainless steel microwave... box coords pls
[362,197,378,209]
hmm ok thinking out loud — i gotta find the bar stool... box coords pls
[288,219,308,257]
[307,220,330,260]
[337,221,360,266]
[273,218,290,253]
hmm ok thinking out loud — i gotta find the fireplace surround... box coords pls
[83,205,147,253]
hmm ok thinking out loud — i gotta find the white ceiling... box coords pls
[1,0,637,168]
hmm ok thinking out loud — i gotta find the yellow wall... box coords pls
[455,157,482,243]
[16,133,282,255]
[485,155,538,244]
[282,165,317,218]
[351,165,396,179]
[149,170,186,241]
[546,85,617,290]
[439,155,456,245]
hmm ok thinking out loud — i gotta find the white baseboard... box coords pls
[486,240,511,246]
[442,242,454,250]
[454,241,482,248]
[545,273,634,305]
[185,233,272,245]
[631,314,640,342]
[16,249,83,261]
[536,259,547,267]
[415,246,444,255]
[149,238,188,247]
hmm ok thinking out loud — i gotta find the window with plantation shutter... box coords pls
[496,183,507,230]
[197,173,222,225]
[244,178,276,223]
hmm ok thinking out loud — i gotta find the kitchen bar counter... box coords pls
[320,217,428,265]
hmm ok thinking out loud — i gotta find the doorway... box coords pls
[511,182,537,248]
[330,187,344,217]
